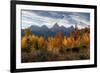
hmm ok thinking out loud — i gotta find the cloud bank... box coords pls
[21,10,90,29]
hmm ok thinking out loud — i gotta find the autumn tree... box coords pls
[81,32,90,46]
[62,36,67,48]
[47,37,55,52]
[21,36,32,53]
[55,32,64,49]
[38,36,46,50]
[21,36,27,49]
[24,28,32,37]
[21,29,33,52]
[30,35,39,50]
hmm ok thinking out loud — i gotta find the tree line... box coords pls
[21,27,90,53]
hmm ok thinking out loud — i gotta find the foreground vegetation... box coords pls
[21,27,90,62]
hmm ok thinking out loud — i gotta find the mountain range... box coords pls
[21,23,75,38]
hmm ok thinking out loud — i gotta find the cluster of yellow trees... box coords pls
[21,28,90,53]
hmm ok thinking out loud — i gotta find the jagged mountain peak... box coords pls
[53,23,59,28]
[22,24,75,38]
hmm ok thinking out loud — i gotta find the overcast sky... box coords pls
[21,10,90,29]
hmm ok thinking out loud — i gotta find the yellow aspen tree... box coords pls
[21,36,27,49]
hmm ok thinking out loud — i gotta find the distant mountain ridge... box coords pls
[22,23,75,38]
